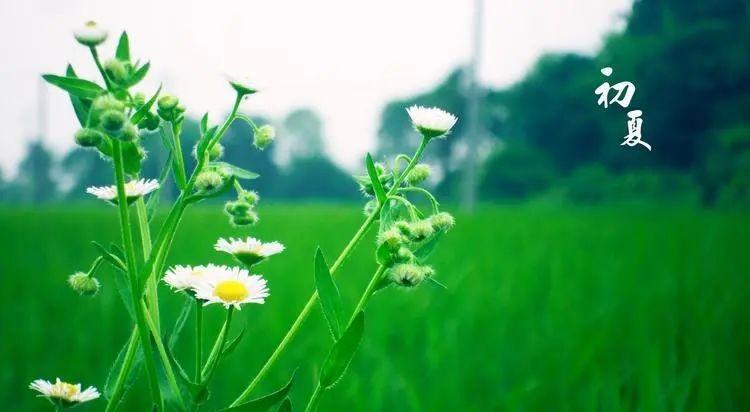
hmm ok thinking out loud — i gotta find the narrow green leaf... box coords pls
[195,125,218,160]
[125,62,150,87]
[42,74,104,99]
[64,65,91,126]
[131,84,162,124]
[104,333,143,402]
[116,32,131,61]
[314,248,344,339]
[121,141,144,176]
[168,297,193,349]
[91,241,126,272]
[218,371,296,412]
[146,150,174,221]
[319,311,365,389]
[199,113,208,135]
[277,398,292,412]
[222,327,246,358]
[425,276,447,290]
[365,153,387,204]
[210,162,260,180]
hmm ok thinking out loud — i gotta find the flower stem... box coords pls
[112,140,163,411]
[230,137,429,406]
[103,327,139,412]
[303,384,323,412]
[142,301,187,408]
[194,301,203,382]
[201,308,234,384]
[135,198,160,331]
[89,46,114,90]
[349,265,387,327]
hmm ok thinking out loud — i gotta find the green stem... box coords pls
[303,384,323,412]
[136,198,160,331]
[230,137,429,406]
[103,328,139,412]
[89,46,114,90]
[399,186,440,214]
[142,302,187,408]
[170,121,187,189]
[201,308,234,384]
[112,140,164,411]
[194,301,203,382]
[349,265,387,327]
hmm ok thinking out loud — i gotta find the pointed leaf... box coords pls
[210,162,260,180]
[124,62,150,88]
[319,311,365,389]
[218,371,296,412]
[222,327,246,358]
[42,74,104,99]
[64,65,91,126]
[314,248,344,340]
[168,297,193,349]
[200,113,208,135]
[104,333,143,402]
[365,153,387,204]
[116,32,131,61]
[425,276,447,290]
[277,398,292,412]
[413,232,445,262]
[131,84,162,124]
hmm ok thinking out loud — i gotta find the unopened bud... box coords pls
[395,247,415,263]
[378,228,406,251]
[208,142,224,161]
[120,123,139,142]
[389,263,427,287]
[224,200,251,216]
[430,212,455,232]
[100,110,126,136]
[138,111,160,131]
[157,95,179,111]
[407,220,435,242]
[239,190,260,206]
[254,125,275,150]
[195,170,224,192]
[93,95,125,114]
[68,272,100,296]
[133,92,146,107]
[231,210,259,226]
[74,128,103,147]
[104,58,128,84]
[406,164,431,185]
[73,21,108,47]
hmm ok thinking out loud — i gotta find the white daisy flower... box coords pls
[29,378,100,406]
[73,21,108,47]
[406,105,458,139]
[86,179,159,204]
[163,264,221,292]
[214,237,285,267]
[193,266,269,310]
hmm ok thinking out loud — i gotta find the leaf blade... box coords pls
[116,31,130,61]
[314,248,344,339]
[319,311,365,389]
[218,371,296,412]
[365,153,387,204]
[42,74,104,99]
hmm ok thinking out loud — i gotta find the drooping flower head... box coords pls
[406,105,458,139]
[86,179,159,204]
[73,21,108,47]
[193,266,269,310]
[163,264,222,292]
[214,237,285,267]
[29,378,100,407]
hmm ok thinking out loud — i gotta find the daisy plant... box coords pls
[36,22,457,412]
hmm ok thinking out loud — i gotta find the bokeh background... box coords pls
[1,0,750,411]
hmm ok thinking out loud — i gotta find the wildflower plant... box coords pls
[35,23,457,412]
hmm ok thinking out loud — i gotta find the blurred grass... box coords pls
[1,204,748,411]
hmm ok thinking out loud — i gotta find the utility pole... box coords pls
[461,0,483,212]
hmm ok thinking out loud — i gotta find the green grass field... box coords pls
[1,204,748,411]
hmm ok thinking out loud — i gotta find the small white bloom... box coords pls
[73,21,108,47]
[29,378,100,406]
[86,179,159,204]
[193,266,269,310]
[215,237,285,267]
[406,105,458,138]
[163,264,221,291]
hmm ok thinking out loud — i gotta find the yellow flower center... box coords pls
[214,280,249,302]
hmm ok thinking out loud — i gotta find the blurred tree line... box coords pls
[0,108,358,204]
[377,0,750,207]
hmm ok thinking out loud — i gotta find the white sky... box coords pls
[0,0,630,176]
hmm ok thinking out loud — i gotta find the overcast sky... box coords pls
[0,0,631,176]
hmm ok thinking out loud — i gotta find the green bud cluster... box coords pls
[406,164,431,185]
[195,170,225,192]
[224,189,261,227]
[388,263,434,287]
[157,94,185,122]
[208,142,225,161]
[253,125,276,150]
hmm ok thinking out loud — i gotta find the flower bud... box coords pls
[137,111,160,131]
[68,272,100,296]
[73,21,108,47]
[395,246,415,263]
[157,95,181,121]
[254,125,275,150]
[104,58,128,84]
[407,220,435,242]
[92,95,125,114]
[239,190,260,206]
[406,164,431,185]
[133,92,146,107]
[195,170,224,192]
[74,128,103,147]
[363,199,377,217]
[120,123,139,142]
[208,142,224,161]
[430,212,455,232]
[378,228,406,252]
[231,210,259,226]
[224,200,251,216]
[388,263,427,287]
[157,95,179,111]
[100,110,126,136]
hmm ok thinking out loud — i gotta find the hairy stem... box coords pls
[201,308,234,384]
[230,137,429,405]
[136,198,160,330]
[112,140,163,411]
[194,301,203,382]
[142,302,187,408]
